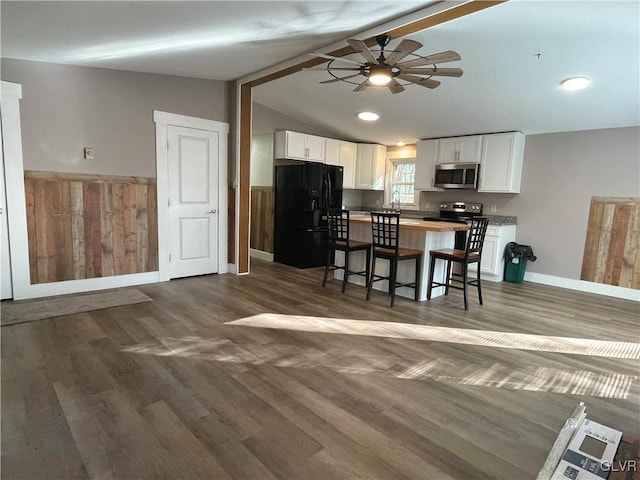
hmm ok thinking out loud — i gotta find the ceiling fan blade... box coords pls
[397,73,441,89]
[353,79,370,92]
[309,52,365,66]
[303,67,361,71]
[402,67,463,77]
[384,39,423,65]
[397,50,461,69]
[320,73,363,84]
[387,78,405,95]
[347,39,377,64]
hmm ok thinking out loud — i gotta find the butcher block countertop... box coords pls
[349,214,470,232]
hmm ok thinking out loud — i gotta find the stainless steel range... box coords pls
[424,202,484,249]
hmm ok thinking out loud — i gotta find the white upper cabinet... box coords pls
[274,130,325,163]
[414,139,442,191]
[437,135,483,164]
[478,132,525,193]
[326,138,357,189]
[355,144,386,190]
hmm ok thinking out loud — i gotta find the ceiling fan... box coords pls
[308,34,462,94]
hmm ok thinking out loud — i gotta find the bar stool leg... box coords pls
[366,256,376,301]
[365,247,371,289]
[445,260,452,296]
[322,246,331,287]
[389,258,397,307]
[477,262,483,305]
[341,250,349,293]
[462,263,469,310]
[427,255,436,300]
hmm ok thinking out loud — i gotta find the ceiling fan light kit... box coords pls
[311,34,463,94]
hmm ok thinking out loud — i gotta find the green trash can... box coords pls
[504,242,536,284]
[505,257,527,283]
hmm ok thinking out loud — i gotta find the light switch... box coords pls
[84,147,94,160]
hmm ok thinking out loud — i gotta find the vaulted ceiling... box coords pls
[2,1,639,145]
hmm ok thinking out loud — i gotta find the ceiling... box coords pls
[2,1,639,146]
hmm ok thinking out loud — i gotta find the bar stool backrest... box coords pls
[328,209,350,244]
[465,217,490,258]
[370,212,400,254]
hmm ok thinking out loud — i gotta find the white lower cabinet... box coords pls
[325,138,357,188]
[468,224,516,282]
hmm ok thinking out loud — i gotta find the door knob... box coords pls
[207,209,217,214]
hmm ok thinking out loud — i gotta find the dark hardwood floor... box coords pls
[2,259,639,479]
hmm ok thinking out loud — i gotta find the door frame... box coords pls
[154,110,228,281]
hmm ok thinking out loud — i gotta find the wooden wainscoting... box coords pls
[25,171,158,284]
[250,186,274,254]
[581,196,639,289]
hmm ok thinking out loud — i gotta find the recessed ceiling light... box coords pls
[396,141,406,146]
[358,111,379,121]
[561,77,591,91]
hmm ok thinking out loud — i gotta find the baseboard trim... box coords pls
[250,249,274,262]
[12,272,162,300]
[524,272,639,302]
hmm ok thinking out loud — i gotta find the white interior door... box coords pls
[168,125,219,279]
[0,132,13,299]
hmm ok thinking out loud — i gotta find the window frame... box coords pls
[385,156,418,209]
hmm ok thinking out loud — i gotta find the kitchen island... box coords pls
[334,214,469,301]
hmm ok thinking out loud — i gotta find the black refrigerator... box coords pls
[274,163,343,268]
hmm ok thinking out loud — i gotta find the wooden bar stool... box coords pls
[322,209,371,292]
[427,217,490,310]
[366,212,422,307]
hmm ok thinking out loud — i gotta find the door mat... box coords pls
[1,289,152,327]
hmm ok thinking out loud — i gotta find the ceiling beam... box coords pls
[248,0,507,88]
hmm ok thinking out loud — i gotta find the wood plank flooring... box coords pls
[2,259,639,479]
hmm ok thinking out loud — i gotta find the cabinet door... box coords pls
[305,134,325,162]
[478,132,525,193]
[415,139,441,190]
[325,139,341,166]
[355,144,374,189]
[371,145,386,190]
[340,142,357,189]
[437,136,482,163]
[458,136,483,163]
[480,236,499,274]
[437,138,458,163]
[286,131,307,159]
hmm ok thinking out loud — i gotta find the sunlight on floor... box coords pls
[225,314,640,359]
[121,337,638,400]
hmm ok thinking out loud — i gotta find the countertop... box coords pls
[349,214,470,232]
[347,209,517,225]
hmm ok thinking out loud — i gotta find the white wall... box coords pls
[250,133,274,187]
[1,59,229,177]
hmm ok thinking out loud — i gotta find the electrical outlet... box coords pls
[490,205,497,213]
[84,147,94,160]
[424,202,430,209]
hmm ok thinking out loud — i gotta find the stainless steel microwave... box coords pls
[434,163,480,189]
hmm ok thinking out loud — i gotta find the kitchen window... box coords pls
[386,157,416,207]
